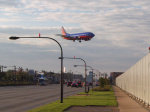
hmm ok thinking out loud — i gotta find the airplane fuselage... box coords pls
[59,26,95,42]
[64,32,95,41]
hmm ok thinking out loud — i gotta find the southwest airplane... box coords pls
[57,26,95,42]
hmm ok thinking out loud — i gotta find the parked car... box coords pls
[67,81,72,87]
[96,81,100,86]
[39,78,48,86]
[77,81,82,87]
[71,82,78,87]
[89,82,92,86]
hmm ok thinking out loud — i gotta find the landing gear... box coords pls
[79,40,81,43]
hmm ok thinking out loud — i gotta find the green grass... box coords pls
[28,90,117,112]
[92,85,111,91]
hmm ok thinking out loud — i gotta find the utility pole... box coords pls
[13,66,17,81]
[0,66,2,72]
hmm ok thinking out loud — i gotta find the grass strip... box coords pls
[28,89,117,112]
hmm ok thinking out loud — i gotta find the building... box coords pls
[110,72,124,85]
[73,74,84,81]
[28,69,35,75]
[86,71,93,83]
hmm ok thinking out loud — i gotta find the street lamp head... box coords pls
[9,36,20,40]
[3,66,7,68]
[74,65,77,67]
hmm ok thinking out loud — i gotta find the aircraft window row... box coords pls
[81,34,87,36]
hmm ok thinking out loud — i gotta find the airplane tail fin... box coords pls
[62,26,67,36]
[55,26,67,37]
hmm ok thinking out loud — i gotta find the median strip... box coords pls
[28,87,117,112]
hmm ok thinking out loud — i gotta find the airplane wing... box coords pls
[56,34,76,39]
[56,34,82,41]
[65,36,81,40]
[55,34,63,36]
[55,34,66,37]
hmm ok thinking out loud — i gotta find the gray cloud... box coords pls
[0,0,19,7]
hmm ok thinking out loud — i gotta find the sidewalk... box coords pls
[66,86,149,112]
[113,86,149,112]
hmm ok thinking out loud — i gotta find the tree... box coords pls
[99,77,105,88]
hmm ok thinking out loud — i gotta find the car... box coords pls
[96,81,100,86]
[89,82,92,86]
[77,81,82,87]
[67,81,72,87]
[39,79,48,86]
[71,82,78,87]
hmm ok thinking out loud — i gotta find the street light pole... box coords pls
[63,57,87,93]
[9,36,64,103]
[13,66,17,81]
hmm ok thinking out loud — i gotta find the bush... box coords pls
[93,85,111,91]
[99,77,105,88]
[0,81,35,86]
[99,77,110,88]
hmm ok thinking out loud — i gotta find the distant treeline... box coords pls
[0,70,35,86]
[0,69,80,86]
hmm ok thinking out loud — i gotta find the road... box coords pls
[0,84,84,112]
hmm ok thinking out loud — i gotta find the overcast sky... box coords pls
[0,0,150,75]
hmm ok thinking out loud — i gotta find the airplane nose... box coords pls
[92,33,95,37]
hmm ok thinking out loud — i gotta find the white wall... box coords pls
[116,53,150,105]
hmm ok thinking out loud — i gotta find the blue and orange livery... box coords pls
[57,26,95,42]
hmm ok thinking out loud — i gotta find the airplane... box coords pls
[56,26,95,42]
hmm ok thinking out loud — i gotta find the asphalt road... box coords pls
[0,84,84,112]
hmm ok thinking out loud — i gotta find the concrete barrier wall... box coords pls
[116,53,150,105]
